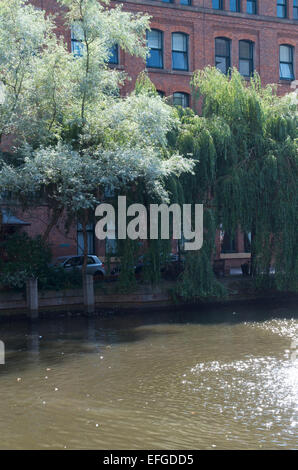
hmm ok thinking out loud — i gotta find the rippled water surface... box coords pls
[0,301,297,449]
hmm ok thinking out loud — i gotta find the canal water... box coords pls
[0,301,297,450]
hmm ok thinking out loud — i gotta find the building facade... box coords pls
[2,0,298,272]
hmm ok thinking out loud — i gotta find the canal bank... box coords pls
[0,276,297,322]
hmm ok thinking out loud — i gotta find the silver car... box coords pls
[54,255,105,279]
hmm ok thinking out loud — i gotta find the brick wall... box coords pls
[33,1,298,100]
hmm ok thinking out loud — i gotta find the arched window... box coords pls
[230,0,241,12]
[173,92,189,108]
[277,0,287,18]
[279,45,294,80]
[146,30,163,69]
[215,38,231,75]
[172,33,189,71]
[239,40,254,77]
[247,0,257,14]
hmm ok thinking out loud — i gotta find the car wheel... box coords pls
[94,271,104,281]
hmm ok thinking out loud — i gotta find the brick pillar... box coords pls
[83,274,95,315]
[26,278,39,319]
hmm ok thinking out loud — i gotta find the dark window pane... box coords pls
[173,92,189,108]
[212,0,223,9]
[280,44,291,62]
[147,49,163,68]
[277,5,286,18]
[172,52,188,70]
[172,33,188,70]
[247,0,257,14]
[294,1,298,19]
[216,38,229,56]
[108,44,118,64]
[146,30,163,69]
[172,33,187,52]
[215,38,230,74]
[280,63,294,79]
[216,57,228,74]
[239,41,253,76]
[239,60,250,76]
[221,233,236,253]
[230,0,240,11]
[279,45,294,80]
[239,41,250,58]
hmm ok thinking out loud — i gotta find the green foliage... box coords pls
[174,67,298,298]
[0,233,51,287]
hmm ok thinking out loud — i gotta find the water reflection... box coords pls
[0,301,297,449]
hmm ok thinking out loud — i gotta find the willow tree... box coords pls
[175,67,297,299]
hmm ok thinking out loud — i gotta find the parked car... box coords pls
[53,255,105,280]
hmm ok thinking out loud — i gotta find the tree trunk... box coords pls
[42,207,63,242]
[81,210,94,314]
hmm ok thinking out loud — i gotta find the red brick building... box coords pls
[2,0,298,271]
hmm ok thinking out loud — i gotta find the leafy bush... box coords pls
[0,232,82,291]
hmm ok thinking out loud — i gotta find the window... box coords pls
[294,0,298,19]
[239,40,254,77]
[172,33,189,71]
[173,92,189,108]
[212,0,223,9]
[277,0,287,18]
[247,0,257,14]
[220,232,236,254]
[180,0,191,4]
[108,44,118,64]
[77,223,95,255]
[106,238,118,255]
[215,38,231,75]
[230,0,241,11]
[244,232,251,253]
[279,45,294,80]
[146,30,163,69]
[71,22,85,57]
[162,0,173,2]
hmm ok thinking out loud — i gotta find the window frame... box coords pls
[239,40,254,77]
[215,37,231,75]
[230,0,241,12]
[71,22,85,57]
[77,223,95,255]
[172,32,189,71]
[212,0,223,9]
[277,0,287,18]
[246,0,257,14]
[146,29,164,69]
[108,44,119,65]
[173,92,190,108]
[279,44,295,80]
[293,0,298,19]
